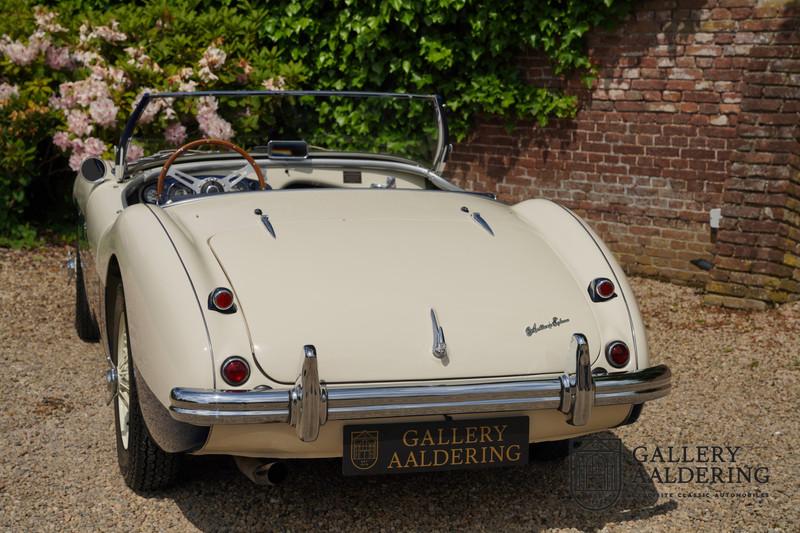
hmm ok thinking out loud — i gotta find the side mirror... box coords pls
[80,157,108,182]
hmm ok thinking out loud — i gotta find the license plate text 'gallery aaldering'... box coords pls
[343,417,529,476]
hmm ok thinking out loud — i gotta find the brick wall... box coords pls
[445,0,799,308]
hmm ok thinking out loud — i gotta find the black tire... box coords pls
[74,246,100,342]
[110,281,179,492]
[530,439,570,462]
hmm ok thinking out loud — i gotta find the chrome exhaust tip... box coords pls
[234,456,288,486]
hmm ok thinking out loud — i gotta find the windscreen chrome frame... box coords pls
[115,90,450,181]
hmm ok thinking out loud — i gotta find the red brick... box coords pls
[449,3,800,306]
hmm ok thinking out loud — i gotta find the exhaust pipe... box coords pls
[234,456,289,486]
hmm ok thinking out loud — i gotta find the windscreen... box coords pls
[123,92,444,168]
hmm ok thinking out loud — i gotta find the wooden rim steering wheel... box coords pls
[156,138,267,198]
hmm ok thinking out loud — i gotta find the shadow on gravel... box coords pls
[162,432,675,531]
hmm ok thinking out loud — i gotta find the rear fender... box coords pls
[97,203,215,406]
[512,199,649,370]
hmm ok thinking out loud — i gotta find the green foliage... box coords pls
[257,0,633,137]
[0,84,57,247]
[0,0,632,246]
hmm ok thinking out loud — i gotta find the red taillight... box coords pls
[589,278,616,301]
[596,279,615,299]
[606,341,630,368]
[221,356,250,386]
[209,287,235,312]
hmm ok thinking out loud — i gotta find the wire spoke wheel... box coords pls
[110,281,178,491]
[116,312,131,449]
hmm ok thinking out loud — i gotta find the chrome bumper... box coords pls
[170,334,671,443]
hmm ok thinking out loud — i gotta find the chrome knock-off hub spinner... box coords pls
[105,367,118,406]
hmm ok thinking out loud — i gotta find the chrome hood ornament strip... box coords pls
[471,212,494,236]
[261,215,276,239]
[254,208,276,239]
[430,309,448,359]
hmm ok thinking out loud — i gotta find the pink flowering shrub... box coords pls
[0,1,298,242]
[196,96,234,140]
[164,122,187,146]
[2,5,296,171]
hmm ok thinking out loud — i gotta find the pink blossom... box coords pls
[53,79,110,110]
[197,97,234,140]
[126,142,144,162]
[237,58,253,84]
[52,131,71,151]
[29,30,51,53]
[133,89,162,124]
[199,45,226,69]
[67,136,107,169]
[34,6,66,33]
[168,67,196,90]
[89,97,118,127]
[0,82,18,106]
[178,79,198,92]
[0,36,41,66]
[78,23,91,44]
[46,46,73,70]
[262,76,287,91]
[83,136,106,157]
[90,64,127,90]
[162,97,177,120]
[69,152,85,171]
[198,66,217,82]
[92,21,126,42]
[73,49,101,66]
[66,110,93,137]
[105,66,127,89]
[165,123,187,145]
[198,44,226,82]
[68,138,86,171]
[139,104,160,124]
[166,73,181,87]
[125,46,162,72]
[78,20,126,45]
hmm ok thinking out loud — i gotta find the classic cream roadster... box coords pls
[72,91,671,491]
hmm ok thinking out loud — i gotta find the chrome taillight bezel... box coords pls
[208,287,237,313]
[588,277,617,302]
[221,356,250,386]
[605,341,630,368]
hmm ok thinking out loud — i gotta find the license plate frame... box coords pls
[342,416,529,476]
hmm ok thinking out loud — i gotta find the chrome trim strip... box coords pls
[260,214,276,239]
[430,309,448,359]
[169,364,671,428]
[471,212,494,236]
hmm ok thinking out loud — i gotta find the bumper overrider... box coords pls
[169,334,671,442]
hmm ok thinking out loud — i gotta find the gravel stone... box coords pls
[1,246,797,531]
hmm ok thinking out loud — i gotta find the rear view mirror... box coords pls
[267,140,308,160]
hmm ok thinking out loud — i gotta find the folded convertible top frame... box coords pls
[169,334,672,443]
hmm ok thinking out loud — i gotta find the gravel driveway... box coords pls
[1,247,798,532]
